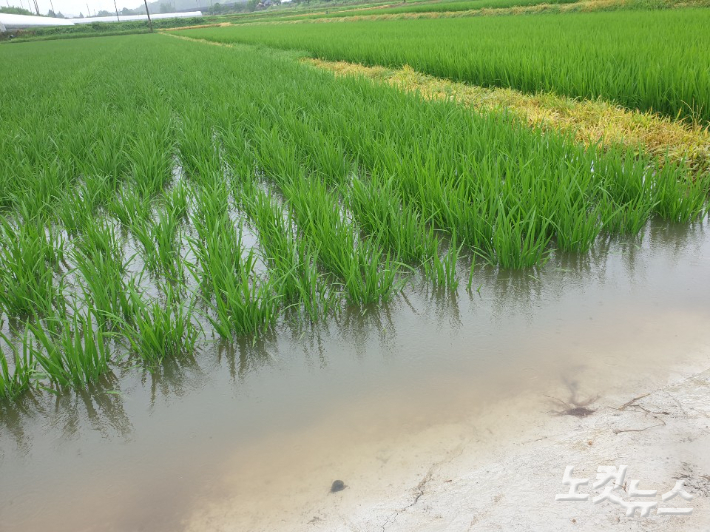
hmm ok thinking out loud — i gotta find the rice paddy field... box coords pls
[1,6,710,530]
[206,0,710,26]
[183,9,710,123]
[220,0,582,24]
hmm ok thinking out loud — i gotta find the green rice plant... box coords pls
[177,111,223,183]
[220,115,333,339]
[0,328,37,400]
[492,205,551,268]
[188,179,237,294]
[130,208,183,281]
[189,184,281,337]
[466,253,477,292]
[72,219,134,325]
[121,286,199,366]
[206,247,281,339]
[0,138,14,212]
[0,216,65,319]
[54,173,121,235]
[346,170,438,265]
[600,196,656,235]
[165,179,190,221]
[55,188,95,235]
[191,219,279,337]
[281,171,400,305]
[151,209,183,281]
[653,165,710,223]
[424,235,462,290]
[374,145,500,262]
[234,114,401,301]
[129,217,160,274]
[343,238,401,305]
[259,109,351,187]
[108,185,153,228]
[220,122,259,185]
[128,108,176,198]
[239,182,333,320]
[552,198,603,253]
[76,121,130,181]
[287,241,338,319]
[190,178,231,245]
[10,161,70,221]
[29,311,111,389]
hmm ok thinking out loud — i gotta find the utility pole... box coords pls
[33,0,40,15]
[143,0,153,31]
[49,0,55,15]
[86,2,90,16]
[113,0,119,21]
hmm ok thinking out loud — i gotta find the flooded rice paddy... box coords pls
[1,219,710,531]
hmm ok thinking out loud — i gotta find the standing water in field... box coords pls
[2,218,710,531]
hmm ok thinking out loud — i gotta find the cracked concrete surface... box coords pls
[184,352,710,532]
[378,444,466,532]
[374,369,710,532]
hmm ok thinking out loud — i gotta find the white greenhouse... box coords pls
[0,11,202,31]
[0,13,74,31]
[68,11,203,24]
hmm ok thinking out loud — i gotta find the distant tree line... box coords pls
[1,6,36,15]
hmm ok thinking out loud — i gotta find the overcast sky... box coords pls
[5,0,143,17]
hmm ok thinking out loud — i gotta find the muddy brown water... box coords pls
[1,219,710,532]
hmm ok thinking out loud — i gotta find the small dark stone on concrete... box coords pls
[330,480,346,493]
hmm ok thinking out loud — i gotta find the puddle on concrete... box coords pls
[1,218,709,532]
